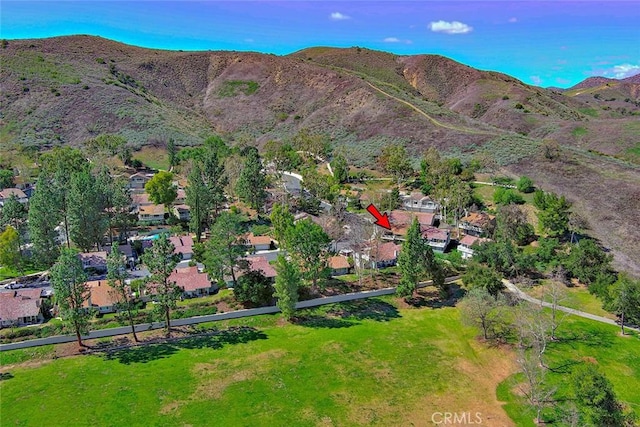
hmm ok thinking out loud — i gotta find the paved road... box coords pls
[502,279,639,333]
[0,277,459,351]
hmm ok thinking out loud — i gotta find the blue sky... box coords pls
[2,1,639,88]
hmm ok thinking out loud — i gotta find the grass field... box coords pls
[524,282,615,319]
[0,298,518,426]
[1,298,638,426]
[132,146,170,171]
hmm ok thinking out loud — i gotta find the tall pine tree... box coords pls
[236,148,267,212]
[28,173,62,266]
[69,170,109,252]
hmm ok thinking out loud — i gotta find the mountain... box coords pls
[1,35,639,275]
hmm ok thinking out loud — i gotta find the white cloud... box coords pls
[428,20,473,34]
[530,75,543,85]
[508,17,518,23]
[383,37,400,43]
[330,12,350,21]
[244,38,254,43]
[608,63,640,79]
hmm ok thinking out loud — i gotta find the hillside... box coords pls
[1,35,639,275]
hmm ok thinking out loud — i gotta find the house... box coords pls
[0,289,44,328]
[0,188,28,206]
[169,266,217,297]
[127,172,153,191]
[385,210,436,239]
[402,192,440,213]
[175,189,187,204]
[169,235,194,260]
[227,256,277,286]
[104,243,137,268]
[131,192,152,210]
[459,212,496,237]
[138,204,165,223]
[328,255,351,276]
[78,251,108,272]
[85,280,121,314]
[354,241,401,269]
[244,233,274,251]
[422,226,451,253]
[173,204,190,221]
[458,235,490,259]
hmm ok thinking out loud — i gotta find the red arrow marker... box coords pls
[366,203,391,230]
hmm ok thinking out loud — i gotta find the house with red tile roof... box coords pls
[422,226,451,253]
[328,255,351,276]
[354,241,401,269]
[386,210,436,238]
[243,233,274,251]
[0,289,44,328]
[0,188,28,206]
[84,280,121,314]
[169,235,194,260]
[459,212,496,237]
[168,266,217,297]
[226,256,277,286]
[458,235,491,259]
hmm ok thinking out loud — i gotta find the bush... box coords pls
[516,176,534,193]
[493,188,524,205]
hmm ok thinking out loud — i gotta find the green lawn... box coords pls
[132,146,169,171]
[1,299,638,426]
[524,283,614,319]
[0,299,517,426]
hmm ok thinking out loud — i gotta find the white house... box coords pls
[402,192,440,213]
[458,235,490,259]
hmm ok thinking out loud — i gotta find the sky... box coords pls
[2,1,639,88]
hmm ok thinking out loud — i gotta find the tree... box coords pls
[516,176,534,193]
[608,274,640,335]
[568,212,589,244]
[571,364,634,427]
[396,218,426,299]
[50,248,91,346]
[201,142,227,219]
[234,270,273,306]
[460,287,505,340]
[273,255,300,321]
[534,191,571,236]
[516,348,556,425]
[107,243,139,342]
[270,203,294,246]
[292,128,330,158]
[331,154,349,183]
[379,187,401,211]
[1,194,27,256]
[0,169,13,189]
[264,140,302,172]
[286,219,330,293]
[95,168,133,243]
[186,162,209,242]
[0,226,21,271]
[204,212,245,286]
[236,148,268,212]
[68,170,108,252]
[378,144,413,182]
[28,174,62,266]
[493,187,524,205]
[495,204,535,245]
[145,171,177,208]
[543,280,569,340]
[565,239,612,285]
[141,234,180,337]
[462,262,504,297]
[166,138,178,169]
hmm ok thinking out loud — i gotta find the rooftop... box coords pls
[85,280,121,308]
[168,266,212,292]
[0,289,42,322]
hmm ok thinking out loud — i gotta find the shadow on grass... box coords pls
[296,299,401,329]
[294,315,354,329]
[327,299,401,322]
[406,284,465,309]
[0,372,14,381]
[103,326,267,364]
[554,327,615,349]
